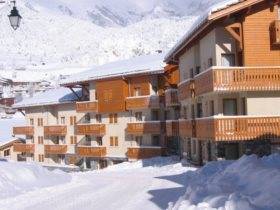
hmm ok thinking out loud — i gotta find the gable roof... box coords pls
[60,54,165,86]
[13,87,81,109]
[164,0,265,63]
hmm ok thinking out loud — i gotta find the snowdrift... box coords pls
[0,161,71,199]
[170,154,280,210]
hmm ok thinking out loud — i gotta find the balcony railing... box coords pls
[44,145,67,154]
[126,95,161,110]
[126,122,163,135]
[44,126,67,136]
[166,120,179,137]
[165,89,179,107]
[76,101,98,112]
[196,116,280,141]
[13,126,34,135]
[76,146,106,157]
[126,147,164,159]
[195,66,280,96]
[178,80,194,101]
[76,124,106,136]
[13,143,35,153]
[179,119,193,137]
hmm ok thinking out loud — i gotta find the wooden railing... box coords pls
[166,120,179,137]
[126,122,163,135]
[196,116,280,141]
[44,126,67,136]
[13,143,35,153]
[126,147,164,159]
[195,67,280,96]
[178,80,194,101]
[165,89,179,106]
[179,119,193,137]
[126,96,160,110]
[44,145,67,154]
[76,124,106,136]
[76,101,98,112]
[13,126,34,135]
[76,146,106,157]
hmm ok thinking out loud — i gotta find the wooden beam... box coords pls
[225,22,243,50]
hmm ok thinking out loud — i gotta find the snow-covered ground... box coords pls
[0,155,279,210]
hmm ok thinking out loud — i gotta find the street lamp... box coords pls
[0,0,22,30]
[8,1,21,30]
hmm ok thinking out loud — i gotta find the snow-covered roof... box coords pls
[60,54,165,85]
[13,87,81,109]
[164,0,246,62]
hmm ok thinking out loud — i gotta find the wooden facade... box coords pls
[75,124,106,136]
[128,75,151,96]
[166,120,179,137]
[44,126,67,136]
[76,101,98,112]
[13,143,35,153]
[179,119,193,137]
[44,145,68,154]
[125,96,160,110]
[126,147,164,159]
[178,80,194,101]
[13,126,34,136]
[126,122,162,135]
[76,146,106,157]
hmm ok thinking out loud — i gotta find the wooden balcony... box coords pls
[44,126,67,136]
[195,67,280,96]
[126,96,160,110]
[76,101,98,112]
[196,116,280,141]
[178,80,194,101]
[126,147,164,159]
[76,124,106,136]
[76,146,106,157]
[126,122,162,135]
[13,126,34,135]
[165,89,179,107]
[13,143,35,153]
[166,120,179,137]
[179,119,193,137]
[44,145,67,154]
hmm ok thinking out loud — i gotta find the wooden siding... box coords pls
[75,124,106,136]
[196,116,280,141]
[195,67,280,96]
[13,126,34,135]
[128,75,150,96]
[44,145,67,154]
[13,143,35,153]
[243,2,280,66]
[126,147,164,159]
[76,146,106,157]
[178,80,194,101]
[125,96,160,110]
[164,64,180,85]
[44,126,67,136]
[96,79,128,113]
[126,122,162,135]
[76,101,98,112]
[166,121,179,137]
[179,119,193,137]
[165,89,179,107]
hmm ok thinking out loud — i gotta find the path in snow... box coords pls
[1,162,193,210]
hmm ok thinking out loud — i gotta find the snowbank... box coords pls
[0,161,71,199]
[169,154,280,210]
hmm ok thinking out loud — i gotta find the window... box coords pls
[136,136,143,146]
[221,53,235,67]
[4,149,10,157]
[195,66,201,75]
[183,106,188,119]
[30,118,34,125]
[210,101,215,116]
[70,116,77,125]
[134,87,141,96]
[241,97,247,115]
[96,114,102,123]
[70,136,77,144]
[189,68,194,78]
[208,58,213,67]
[135,112,142,121]
[37,118,43,126]
[151,110,159,121]
[38,136,44,144]
[197,103,203,118]
[152,135,160,146]
[60,117,65,125]
[109,114,118,124]
[192,140,197,155]
[85,113,91,123]
[38,154,44,162]
[86,135,92,142]
[96,137,102,146]
[110,136,118,147]
[31,136,34,144]
[223,99,237,116]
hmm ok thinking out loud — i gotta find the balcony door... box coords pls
[223,99,237,116]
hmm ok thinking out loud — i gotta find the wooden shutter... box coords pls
[74,116,77,124]
[114,114,118,123]
[109,114,113,124]
[110,137,114,146]
[74,136,77,144]
[114,137,119,146]
[70,117,73,125]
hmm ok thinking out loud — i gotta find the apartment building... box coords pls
[164,0,280,164]
[12,54,178,169]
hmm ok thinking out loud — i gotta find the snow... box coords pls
[61,54,165,85]
[0,155,279,210]
[13,87,81,108]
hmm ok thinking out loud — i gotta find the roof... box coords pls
[0,139,24,150]
[164,0,264,62]
[13,87,81,109]
[60,54,165,85]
